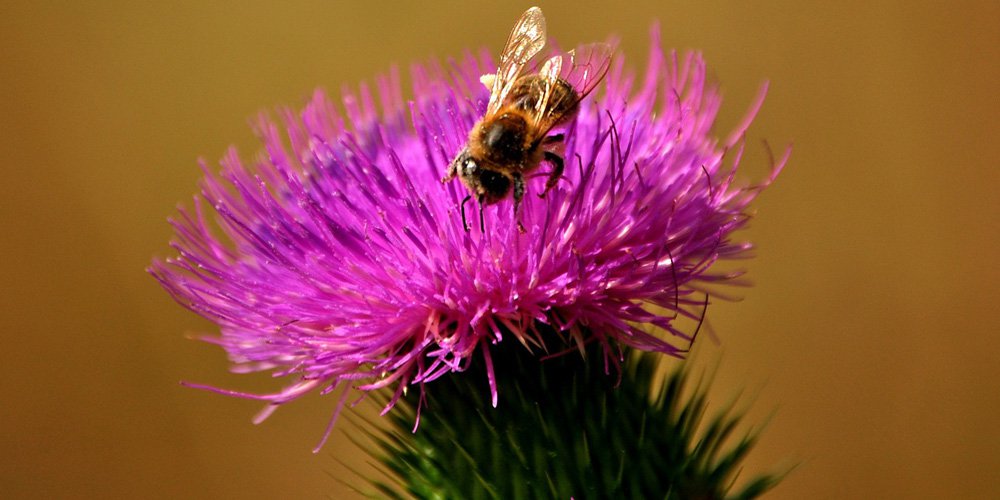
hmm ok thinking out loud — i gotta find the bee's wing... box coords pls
[486,7,548,116]
[549,43,614,103]
[532,43,614,132]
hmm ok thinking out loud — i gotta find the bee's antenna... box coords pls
[478,199,486,233]
[460,195,472,232]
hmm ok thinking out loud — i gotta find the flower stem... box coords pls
[368,332,781,499]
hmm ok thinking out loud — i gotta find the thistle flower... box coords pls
[150,27,786,450]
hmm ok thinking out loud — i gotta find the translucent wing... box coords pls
[486,7,548,116]
[531,42,614,134]
[547,43,614,103]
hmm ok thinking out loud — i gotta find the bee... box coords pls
[443,6,613,232]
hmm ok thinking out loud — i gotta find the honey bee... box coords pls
[443,6,613,232]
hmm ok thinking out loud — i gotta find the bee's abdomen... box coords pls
[510,76,579,124]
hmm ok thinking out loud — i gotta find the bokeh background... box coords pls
[2,1,997,498]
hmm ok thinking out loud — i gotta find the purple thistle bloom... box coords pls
[150,28,787,449]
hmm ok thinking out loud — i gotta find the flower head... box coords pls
[150,28,786,449]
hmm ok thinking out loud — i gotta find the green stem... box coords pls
[367,336,781,499]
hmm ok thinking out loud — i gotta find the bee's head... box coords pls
[475,168,511,204]
[455,152,478,182]
[453,153,510,205]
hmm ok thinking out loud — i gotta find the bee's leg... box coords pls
[460,195,472,232]
[539,151,565,198]
[444,147,469,183]
[443,158,458,183]
[513,173,526,233]
[542,133,564,145]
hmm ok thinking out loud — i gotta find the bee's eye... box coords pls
[462,158,478,176]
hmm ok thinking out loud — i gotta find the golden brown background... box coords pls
[2,1,997,498]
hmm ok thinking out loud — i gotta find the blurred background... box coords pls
[2,0,997,497]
